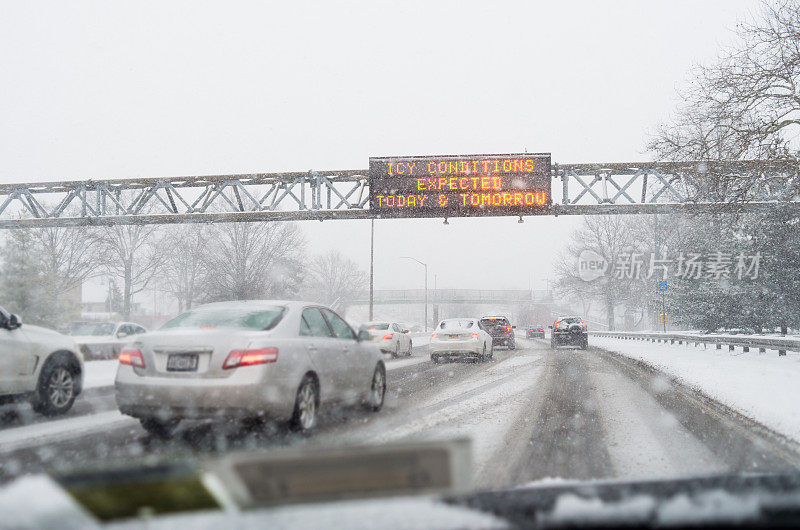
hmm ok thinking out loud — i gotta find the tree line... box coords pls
[556,1,800,332]
[555,211,800,332]
[0,219,368,327]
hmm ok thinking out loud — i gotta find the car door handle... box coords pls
[306,345,317,352]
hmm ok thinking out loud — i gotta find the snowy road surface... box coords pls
[0,338,797,488]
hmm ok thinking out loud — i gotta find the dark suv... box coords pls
[550,316,588,349]
[479,316,516,350]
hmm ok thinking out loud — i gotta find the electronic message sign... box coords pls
[369,153,551,218]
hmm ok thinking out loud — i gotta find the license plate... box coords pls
[167,354,199,372]
[447,334,459,339]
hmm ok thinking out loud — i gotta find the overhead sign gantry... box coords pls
[369,153,551,218]
[0,157,795,228]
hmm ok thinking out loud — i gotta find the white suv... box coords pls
[0,307,84,415]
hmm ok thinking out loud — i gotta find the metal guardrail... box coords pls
[590,330,800,356]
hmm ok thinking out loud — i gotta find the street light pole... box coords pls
[400,256,428,331]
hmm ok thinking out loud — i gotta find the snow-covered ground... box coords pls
[592,336,800,442]
[0,411,136,453]
[82,360,118,389]
[367,352,545,481]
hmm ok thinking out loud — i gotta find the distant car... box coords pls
[430,318,493,363]
[358,321,413,357]
[65,321,147,360]
[550,316,588,349]
[0,306,84,416]
[526,325,546,339]
[478,316,516,350]
[115,300,386,437]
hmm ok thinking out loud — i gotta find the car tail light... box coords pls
[554,322,559,329]
[383,333,394,340]
[581,321,587,329]
[505,326,511,332]
[223,348,279,369]
[119,348,145,368]
[471,333,478,338]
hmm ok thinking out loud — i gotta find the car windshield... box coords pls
[161,306,285,330]
[67,322,116,336]
[359,322,390,331]
[5,2,800,528]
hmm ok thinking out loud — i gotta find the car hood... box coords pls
[21,325,79,355]
[22,324,66,338]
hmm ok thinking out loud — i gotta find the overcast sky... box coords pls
[0,0,759,299]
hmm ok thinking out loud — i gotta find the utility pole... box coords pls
[369,218,374,321]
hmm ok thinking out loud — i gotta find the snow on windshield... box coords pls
[3,1,800,527]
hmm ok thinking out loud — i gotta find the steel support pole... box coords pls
[369,218,374,321]
[424,263,428,332]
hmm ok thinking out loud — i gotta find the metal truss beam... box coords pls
[0,161,797,228]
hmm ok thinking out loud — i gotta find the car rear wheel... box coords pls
[393,342,400,358]
[407,340,413,356]
[33,359,78,416]
[290,376,319,433]
[480,343,487,362]
[140,417,180,438]
[364,364,386,411]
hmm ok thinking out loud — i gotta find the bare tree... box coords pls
[650,0,800,200]
[159,224,208,311]
[302,250,368,310]
[0,220,102,326]
[96,224,164,319]
[199,222,305,302]
[554,216,637,330]
[35,225,101,310]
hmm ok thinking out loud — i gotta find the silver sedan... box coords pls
[114,300,386,436]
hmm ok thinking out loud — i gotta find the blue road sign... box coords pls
[658,280,668,292]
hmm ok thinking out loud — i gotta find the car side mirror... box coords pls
[357,330,370,342]
[512,325,517,329]
[548,325,553,329]
[8,314,21,329]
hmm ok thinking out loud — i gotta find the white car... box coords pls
[115,300,386,437]
[65,321,147,360]
[357,321,413,357]
[430,318,493,363]
[0,306,84,416]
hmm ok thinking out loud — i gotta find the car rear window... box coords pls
[558,317,582,325]
[161,306,286,330]
[480,318,510,327]
[439,319,476,329]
